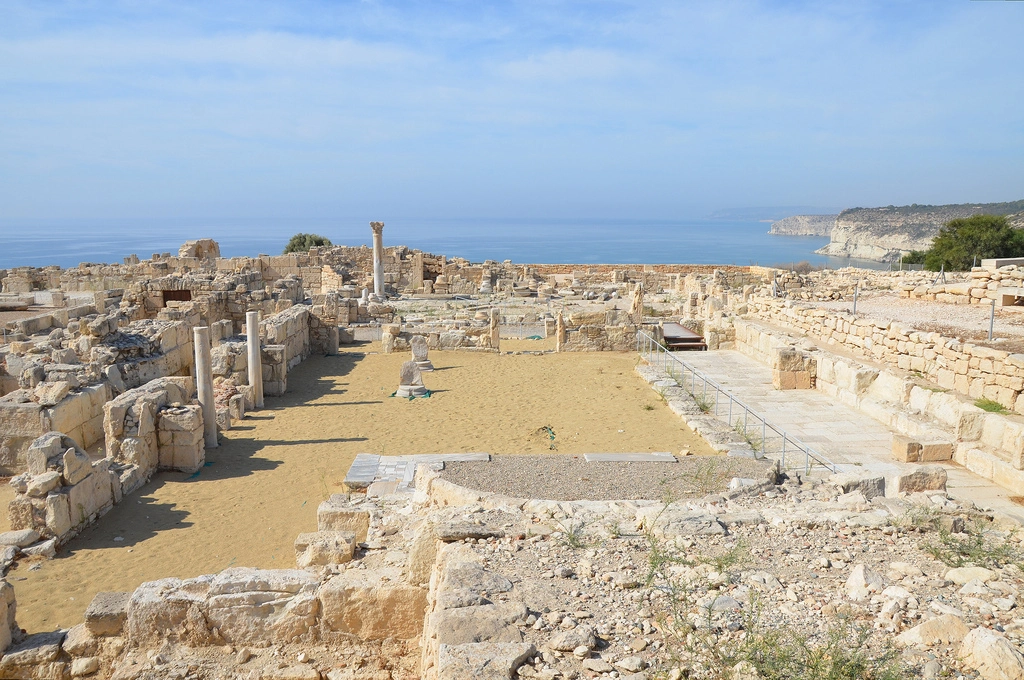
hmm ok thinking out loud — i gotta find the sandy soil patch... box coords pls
[5,343,713,633]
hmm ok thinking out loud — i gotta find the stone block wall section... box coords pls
[900,265,1024,307]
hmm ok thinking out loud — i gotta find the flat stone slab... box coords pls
[583,453,676,462]
[343,453,381,489]
[345,453,491,493]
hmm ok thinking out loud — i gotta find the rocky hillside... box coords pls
[769,214,837,236]
[818,200,1024,261]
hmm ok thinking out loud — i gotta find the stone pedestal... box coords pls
[193,327,218,449]
[245,311,264,409]
[371,221,385,298]
[396,360,427,397]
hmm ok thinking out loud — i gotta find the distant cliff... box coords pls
[769,215,836,237]
[817,200,1024,261]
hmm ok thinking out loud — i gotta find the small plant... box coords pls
[553,517,590,550]
[975,398,1009,414]
[689,458,735,497]
[283,233,332,254]
[693,392,714,413]
[923,520,1023,569]
[891,504,941,532]
[642,404,655,411]
[734,421,762,449]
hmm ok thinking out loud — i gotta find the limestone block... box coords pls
[893,466,947,494]
[427,601,527,646]
[125,577,207,645]
[319,568,427,640]
[26,471,61,498]
[45,491,72,540]
[772,370,811,390]
[7,497,39,532]
[158,405,202,432]
[0,580,14,654]
[893,435,923,463]
[294,531,355,567]
[920,441,954,462]
[316,498,370,542]
[205,568,320,645]
[0,529,40,548]
[959,627,1024,680]
[828,472,885,499]
[437,642,536,680]
[405,522,439,586]
[84,591,130,637]
[68,467,114,527]
[0,630,65,676]
[897,614,969,647]
[63,447,92,486]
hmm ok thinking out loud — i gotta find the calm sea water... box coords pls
[0,217,884,270]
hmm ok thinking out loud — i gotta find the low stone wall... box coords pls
[103,377,203,494]
[746,296,1024,413]
[0,383,108,475]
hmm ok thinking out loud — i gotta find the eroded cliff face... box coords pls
[768,214,837,236]
[818,201,1024,261]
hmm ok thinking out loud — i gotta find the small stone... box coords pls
[70,657,100,677]
[573,645,590,659]
[615,656,645,673]
[236,648,252,664]
[582,658,614,673]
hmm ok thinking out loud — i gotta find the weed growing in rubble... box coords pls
[643,514,903,680]
[923,521,1023,569]
[733,421,762,450]
[552,517,591,550]
[692,392,714,413]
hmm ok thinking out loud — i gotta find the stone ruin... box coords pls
[395,361,428,398]
[410,335,434,372]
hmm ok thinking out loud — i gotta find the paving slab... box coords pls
[583,453,676,462]
[344,453,492,494]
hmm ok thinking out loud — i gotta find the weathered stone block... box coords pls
[294,531,355,568]
[84,591,130,637]
[892,435,923,463]
[316,497,370,542]
[319,568,427,640]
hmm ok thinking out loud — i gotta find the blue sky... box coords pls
[1,0,1022,221]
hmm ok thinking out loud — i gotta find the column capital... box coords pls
[370,221,384,235]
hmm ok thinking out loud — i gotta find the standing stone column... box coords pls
[246,311,264,409]
[193,326,219,449]
[370,221,385,298]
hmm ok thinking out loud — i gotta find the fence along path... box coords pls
[637,331,839,474]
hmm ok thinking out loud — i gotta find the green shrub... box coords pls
[975,397,1009,413]
[921,215,1024,271]
[283,233,332,254]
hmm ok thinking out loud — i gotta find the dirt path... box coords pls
[6,343,713,633]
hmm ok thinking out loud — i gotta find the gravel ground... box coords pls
[440,454,773,501]
[809,291,1024,351]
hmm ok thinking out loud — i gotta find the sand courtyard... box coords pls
[2,340,713,633]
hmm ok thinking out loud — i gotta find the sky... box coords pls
[1,0,1022,222]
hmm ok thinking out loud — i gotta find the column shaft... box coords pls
[246,311,264,408]
[193,326,219,449]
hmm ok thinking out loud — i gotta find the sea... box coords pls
[0,217,887,271]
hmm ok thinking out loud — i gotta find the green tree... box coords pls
[922,215,1024,271]
[283,233,332,254]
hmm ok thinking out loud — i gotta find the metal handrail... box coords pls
[637,331,837,474]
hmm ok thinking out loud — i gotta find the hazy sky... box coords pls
[1,0,1021,221]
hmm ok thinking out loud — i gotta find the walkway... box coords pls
[681,350,1024,523]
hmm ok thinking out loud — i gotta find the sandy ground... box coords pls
[3,340,713,633]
